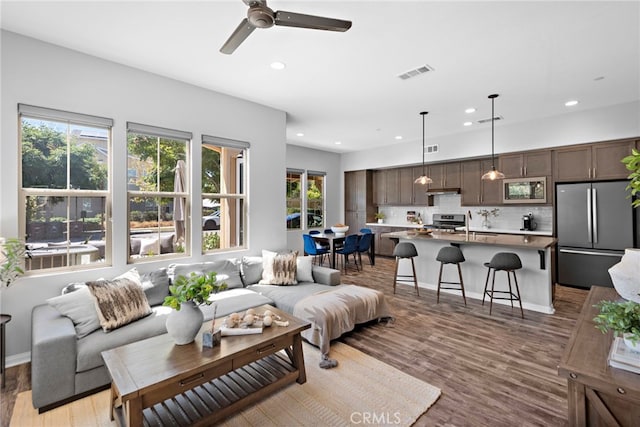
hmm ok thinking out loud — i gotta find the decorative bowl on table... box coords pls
[331,225,349,236]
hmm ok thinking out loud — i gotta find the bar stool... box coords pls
[482,252,524,318]
[435,246,467,306]
[392,242,419,296]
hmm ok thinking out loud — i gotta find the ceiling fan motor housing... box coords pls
[248,5,275,28]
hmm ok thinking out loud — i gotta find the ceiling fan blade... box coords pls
[274,11,352,32]
[220,18,256,54]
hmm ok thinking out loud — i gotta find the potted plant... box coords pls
[163,272,227,345]
[593,299,640,350]
[374,212,386,224]
[0,238,26,288]
[476,208,500,229]
[622,148,640,208]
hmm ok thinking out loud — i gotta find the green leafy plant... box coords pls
[593,299,640,344]
[163,272,227,310]
[374,212,385,220]
[202,232,220,251]
[622,148,640,208]
[0,238,26,287]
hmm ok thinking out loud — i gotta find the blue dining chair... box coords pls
[360,228,373,234]
[335,234,360,273]
[303,234,329,266]
[356,232,374,267]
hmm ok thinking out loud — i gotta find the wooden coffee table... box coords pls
[102,305,310,427]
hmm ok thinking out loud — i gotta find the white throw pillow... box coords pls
[296,256,314,283]
[139,238,160,256]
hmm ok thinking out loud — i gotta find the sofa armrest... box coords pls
[31,304,78,410]
[312,265,341,286]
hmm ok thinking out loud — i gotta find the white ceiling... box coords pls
[1,1,639,153]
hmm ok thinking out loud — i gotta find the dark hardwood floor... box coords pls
[0,256,587,427]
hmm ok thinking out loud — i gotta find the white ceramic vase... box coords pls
[623,333,640,352]
[609,248,640,303]
[166,300,204,345]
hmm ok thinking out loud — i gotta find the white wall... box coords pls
[0,31,287,360]
[286,145,342,253]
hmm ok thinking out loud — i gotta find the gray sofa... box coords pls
[31,257,340,412]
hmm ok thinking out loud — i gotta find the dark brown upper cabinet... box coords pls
[461,158,501,206]
[553,139,636,182]
[499,151,551,178]
[427,162,461,189]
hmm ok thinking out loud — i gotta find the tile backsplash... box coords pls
[377,194,553,232]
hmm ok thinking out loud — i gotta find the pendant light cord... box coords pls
[421,111,428,175]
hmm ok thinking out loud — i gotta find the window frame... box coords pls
[126,122,191,263]
[201,135,249,254]
[18,104,113,274]
[286,169,326,231]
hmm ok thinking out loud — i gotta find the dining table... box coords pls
[310,232,375,269]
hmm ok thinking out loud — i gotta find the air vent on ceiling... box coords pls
[397,64,434,80]
[425,144,439,154]
[477,116,504,124]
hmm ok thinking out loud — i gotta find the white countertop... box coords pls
[366,222,424,229]
[366,222,553,236]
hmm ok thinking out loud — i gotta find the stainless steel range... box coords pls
[424,213,466,232]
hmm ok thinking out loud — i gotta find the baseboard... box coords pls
[6,351,30,368]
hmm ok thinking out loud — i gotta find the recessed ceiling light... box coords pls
[465,108,476,114]
[334,141,342,145]
[270,61,286,70]
[395,136,403,140]
[463,121,473,127]
[296,132,304,137]
[565,100,579,107]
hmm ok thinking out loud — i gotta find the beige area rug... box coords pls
[11,342,440,426]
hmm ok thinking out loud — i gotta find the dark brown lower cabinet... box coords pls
[558,286,640,426]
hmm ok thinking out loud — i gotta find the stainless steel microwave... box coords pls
[503,177,547,204]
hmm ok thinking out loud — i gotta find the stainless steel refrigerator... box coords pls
[556,181,636,288]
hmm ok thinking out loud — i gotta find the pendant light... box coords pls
[414,111,433,185]
[481,94,505,181]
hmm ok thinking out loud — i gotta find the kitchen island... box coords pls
[382,230,558,314]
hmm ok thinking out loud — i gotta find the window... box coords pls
[306,171,325,229]
[286,169,326,230]
[19,104,112,272]
[127,123,190,261]
[286,169,303,230]
[201,135,248,253]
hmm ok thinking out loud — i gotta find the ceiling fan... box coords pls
[220,0,352,54]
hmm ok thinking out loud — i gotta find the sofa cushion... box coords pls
[240,256,263,286]
[259,250,298,286]
[86,277,152,332]
[140,268,170,306]
[47,286,101,339]
[296,256,314,283]
[168,259,243,289]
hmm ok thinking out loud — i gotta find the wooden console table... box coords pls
[102,305,310,427]
[558,286,640,426]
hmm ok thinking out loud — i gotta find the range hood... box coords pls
[425,188,461,196]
